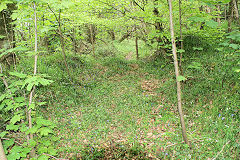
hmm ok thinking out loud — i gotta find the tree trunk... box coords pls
[119,29,134,42]
[179,0,183,73]
[0,139,7,160]
[216,5,221,25]
[228,0,234,32]
[72,28,78,54]
[108,30,115,41]
[135,36,139,59]
[153,0,164,44]
[168,0,191,148]
[28,2,38,158]
[89,24,95,57]
[232,0,239,23]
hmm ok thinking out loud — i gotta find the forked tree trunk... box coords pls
[168,0,191,148]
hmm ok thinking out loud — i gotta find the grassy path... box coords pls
[45,57,182,159]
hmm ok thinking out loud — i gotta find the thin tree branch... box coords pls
[42,153,59,159]
[133,0,145,11]
[95,0,155,26]
[47,4,60,25]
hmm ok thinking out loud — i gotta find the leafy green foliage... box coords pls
[0,0,239,159]
[0,71,56,159]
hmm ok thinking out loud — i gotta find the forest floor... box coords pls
[35,43,239,159]
[41,54,187,159]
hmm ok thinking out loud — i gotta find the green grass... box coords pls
[14,40,239,159]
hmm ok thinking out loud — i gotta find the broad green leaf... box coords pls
[177,76,187,82]
[38,78,53,86]
[3,138,14,149]
[9,71,27,78]
[27,83,34,91]
[26,51,37,56]
[11,12,18,20]
[0,103,5,110]
[0,4,7,12]
[188,16,205,22]
[206,20,218,28]
[0,131,7,138]
[188,62,202,70]
[36,118,53,126]
[233,68,240,72]
[0,94,6,101]
[38,146,48,154]
[14,97,25,102]
[19,147,31,157]
[29,103,35,110]
[48,146,57,155]
[20,124,28,132]
[37,102,47,106]
[7,151,21,160]
[193,47,203,51]
[11,146,22,154]
[38,155,50,160]
[10,114,21,124]
[0,52,9,59]
[14,46,29,52]
[26,126,38,134]
[177,49,185,53]
[29,139,37,147]
[0,35,5,39]
[38,127,53,136]
[6,124,19,131]
[229,44,239,49]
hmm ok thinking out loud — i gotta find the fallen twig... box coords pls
[212,141,230,160]
[42,153,59,159]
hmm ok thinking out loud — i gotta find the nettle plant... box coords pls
[0,71,58,160]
